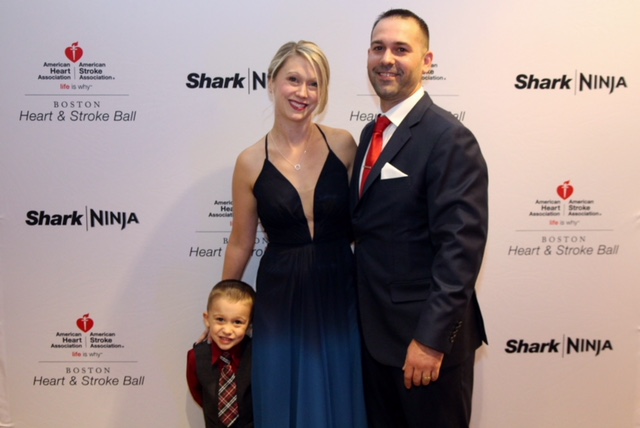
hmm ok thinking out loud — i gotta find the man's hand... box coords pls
[402,340,444,389]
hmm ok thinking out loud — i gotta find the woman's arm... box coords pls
[222,150,260,280]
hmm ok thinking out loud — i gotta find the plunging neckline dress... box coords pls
[250,125,367,427]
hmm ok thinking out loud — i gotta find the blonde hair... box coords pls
[267,40,330,115]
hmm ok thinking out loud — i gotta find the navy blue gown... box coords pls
[251,127,367,427]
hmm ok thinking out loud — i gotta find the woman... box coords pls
[222,41,367,427]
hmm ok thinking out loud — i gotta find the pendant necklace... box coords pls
[271,132,309,171]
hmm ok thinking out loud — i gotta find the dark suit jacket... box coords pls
[350,92,488,368]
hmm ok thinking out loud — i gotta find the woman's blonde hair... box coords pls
[267,40,330,115]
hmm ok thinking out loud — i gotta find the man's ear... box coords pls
[422,51,434,75]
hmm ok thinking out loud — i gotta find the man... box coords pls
[350,9,488,428]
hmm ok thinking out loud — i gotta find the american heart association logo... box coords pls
[557,180,574,200]
[76,313,94,333]
[65,42,83,63]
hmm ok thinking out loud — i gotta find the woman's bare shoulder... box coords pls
[317,124,355,147]
[234,136,267,179]
[317,124,356,165]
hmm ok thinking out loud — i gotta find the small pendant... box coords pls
[294,164,301,171]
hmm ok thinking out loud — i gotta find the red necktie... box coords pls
[361,115,391,195]
[218,352,239,426]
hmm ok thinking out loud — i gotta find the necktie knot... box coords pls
[374,115,391,135]
[220,352,232,366]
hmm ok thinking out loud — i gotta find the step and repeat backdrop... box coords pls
[1,1,639,427]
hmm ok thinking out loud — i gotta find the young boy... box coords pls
[187,279,255,428]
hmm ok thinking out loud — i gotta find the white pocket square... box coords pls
[381,162,408,179]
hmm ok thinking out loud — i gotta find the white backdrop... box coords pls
[1,1,639,427]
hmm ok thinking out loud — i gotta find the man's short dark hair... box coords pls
[372,9,430,49]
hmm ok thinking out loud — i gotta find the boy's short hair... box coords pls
[207,279,256,318]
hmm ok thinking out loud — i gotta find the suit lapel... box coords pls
[354,92,433,205]
[351,120,375,209]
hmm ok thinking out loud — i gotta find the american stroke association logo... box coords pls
[39,41,116,84]
[76,313,94,332]
[25,206,140,231]
[23,41,137,125]
[556,180,573,200]
[51,313,124,351]
[529,180,602,222]
[508,180,619,257]
[65,42,84,63]
[37,314,145,389]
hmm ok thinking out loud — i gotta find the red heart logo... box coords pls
[557,180,574,200]
[76,313,94,332]
[65,42,84,63]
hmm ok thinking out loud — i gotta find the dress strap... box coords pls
[315,124,330,149]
